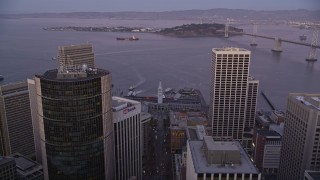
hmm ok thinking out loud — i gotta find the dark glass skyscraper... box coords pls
[34,66,113,180]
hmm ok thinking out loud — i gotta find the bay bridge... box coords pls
[224,19,319,62]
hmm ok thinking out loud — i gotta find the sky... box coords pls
[1,0,319,14]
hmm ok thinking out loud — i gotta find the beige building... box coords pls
[186,136,261,180]
[58,44,95,68]
[209,47,258,153]
[0,81,35,157]
[278,93,320,180]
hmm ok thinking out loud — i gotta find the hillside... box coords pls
[158,23,243,37]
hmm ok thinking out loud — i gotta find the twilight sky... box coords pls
[1,0,319,14]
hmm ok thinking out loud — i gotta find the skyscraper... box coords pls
[278,93,320,180]
[58,44,95,68]
[34,65,113,180]
[112,97,148,180]
[209,47,258,151]
[0,81,35,157]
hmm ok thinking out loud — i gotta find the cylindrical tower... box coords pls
[35,68,113,180]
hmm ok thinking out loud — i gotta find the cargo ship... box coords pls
[0,75,4,81]
[116,36,139,41]
[299,35,307,41]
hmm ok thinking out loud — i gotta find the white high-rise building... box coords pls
[112,97,150,180]
[209,47,258,152]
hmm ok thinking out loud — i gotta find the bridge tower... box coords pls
[272,37,282,52]
[250,23,258,46]
[224,18,230,38]
[157,81,163,104]
[306,30,319,62]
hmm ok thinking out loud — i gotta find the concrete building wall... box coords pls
[27,79,42,164]
[278,93,320,180]
[0,81,35,157]
[209,47,258,151]
[263,143,281,170]
[186,141,197,180]
[113,97,144,180]
[58,44,95,68]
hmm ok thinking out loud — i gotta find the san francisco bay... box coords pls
[0,18,319,111]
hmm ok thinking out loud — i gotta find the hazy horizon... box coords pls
[1,0,319,14]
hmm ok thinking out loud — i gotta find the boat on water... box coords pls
[164,88,173,93]
[116,36,139,41]
[129,36,139,40]
[129,86,135,91]
[0,75,4,81]
[299,35,307,41]
[127,91,137,96]
[250,43,258,47]
[127,86,137,96]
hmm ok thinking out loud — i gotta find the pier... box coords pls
[261,91,276,110]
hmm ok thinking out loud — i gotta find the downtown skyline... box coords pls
[1,0,320,14]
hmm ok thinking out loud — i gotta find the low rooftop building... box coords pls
[186,136,261,180]
[8,153,43,180]
[305,170,320,180]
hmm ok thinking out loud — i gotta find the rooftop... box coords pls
[170,111,208,128]
[36,68,110,81]
[305,170,320,180]
[204,136,239,151]
[112,96,140,112]
[0,81,28,96]
[59,44,92,51]
[256,130,281,139]
[295,94,320,110]
[187,127,198,141]
[189,140,259,174]
[8,153,43,179]
[269,124,284,136]
[212,47,250,53]
[0,156,15,166]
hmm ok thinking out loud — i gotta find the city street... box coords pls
[143,110,171,180]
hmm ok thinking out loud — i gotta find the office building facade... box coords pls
[253,129,281,174]
[35,66,113,180]
[209,48,258,151]
[0,82,35,157]
[278,93,320,180]
[58,44,95,68]
[112,97,147,180]
[0,156,17,180]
